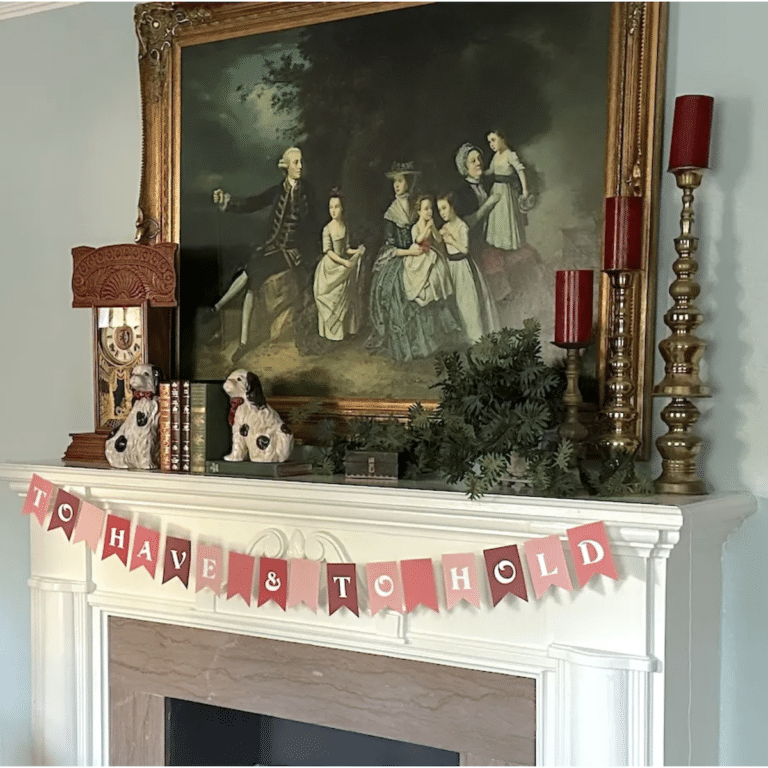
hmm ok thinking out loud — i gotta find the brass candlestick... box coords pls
[599,269,640,468]
[552,342,590,448]
[652,169,710,494]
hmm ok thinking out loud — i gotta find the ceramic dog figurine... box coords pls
[223,369,293,463]
[105,363,161,470]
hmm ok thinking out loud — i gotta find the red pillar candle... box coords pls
[668,94,714,171]
[604,196,643,271]
[555,270,593,345]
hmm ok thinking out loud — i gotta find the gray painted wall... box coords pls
[0,2,765,764]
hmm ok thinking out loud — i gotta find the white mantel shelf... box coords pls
[0,461,755,767]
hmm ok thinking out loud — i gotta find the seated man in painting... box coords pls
[203,146,318,362]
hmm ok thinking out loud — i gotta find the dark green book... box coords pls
[205,459,313,478]
[189,382,231,474]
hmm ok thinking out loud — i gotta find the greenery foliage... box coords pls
[299,319,651,500]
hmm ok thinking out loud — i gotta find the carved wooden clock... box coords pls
[63,242,177,467]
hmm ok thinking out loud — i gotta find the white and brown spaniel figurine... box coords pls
[105,363,161,470]
[223,369,294,463]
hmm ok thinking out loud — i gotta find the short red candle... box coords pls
[604,196,643,271]
[668,94,714,171]
[555,270,593,345]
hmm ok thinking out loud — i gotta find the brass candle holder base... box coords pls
[552,341,590,448]
[599,269,639,471]
[653,167,710,495]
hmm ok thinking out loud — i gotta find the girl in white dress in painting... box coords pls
[484,129,535,251]
[313,192,365,341]
[437,193,500,344]
[406,195,454,308]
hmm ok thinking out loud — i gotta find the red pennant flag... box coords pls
[130,526,160,577]
[47,488,81,540]
[366,561,404,615]
[227,552,255,605]
[441,553,481,609]
[401,558,439,613]
[327,563,359,616]
[286,558,320,611]
[102,514,131,566]
[22,474,54,526]
[72,501,106,551]
[483,544,528,605]
[524,535,573,599]
[567,521,619,587]
[196,545,223,595]
[162,536,191,586]
[258,557,288,609]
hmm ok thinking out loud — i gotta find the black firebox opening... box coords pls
[166,698,460,766]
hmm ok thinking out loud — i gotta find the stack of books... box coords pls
[158,380,312,478]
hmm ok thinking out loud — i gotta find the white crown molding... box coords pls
[0,2,80,21]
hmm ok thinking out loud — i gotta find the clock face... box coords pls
[95,307,146,431]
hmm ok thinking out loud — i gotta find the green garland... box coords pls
[290,319,651,499]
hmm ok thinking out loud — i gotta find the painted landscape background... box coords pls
[178,2,610,401]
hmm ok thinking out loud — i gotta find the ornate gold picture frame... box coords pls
[134,1,667,454]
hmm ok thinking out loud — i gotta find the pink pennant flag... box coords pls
[524,535,573,599]
[196,545,223,595]
[286,558,320,611]
[102,514,132,566]
[47,488,81,540]
[162,536,191,587]
[366,561,404,615]
[226,551,255,605]
[130,526,160,578]
[72,501,106,551]
[257,557,288,610]
[401,558,439,613]
[441,553,481,609]
[22,474,54,526]
[566,521,619,587]
[484,544,528,605]
[327,563,359,616]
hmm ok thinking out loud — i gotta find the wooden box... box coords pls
[344,450,400,482]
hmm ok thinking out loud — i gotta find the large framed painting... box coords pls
[135,1,667,453]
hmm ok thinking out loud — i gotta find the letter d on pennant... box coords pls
[566,521,619,587]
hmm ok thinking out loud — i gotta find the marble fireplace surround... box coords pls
[0,462,754,766]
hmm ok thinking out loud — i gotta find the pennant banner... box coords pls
[22,475,622,616]
[47,488,81,541]
[484,544,528,605]
[367,561,404,615]
[22,474,54,526]
[258,557,288,609]
[327,562,359,616]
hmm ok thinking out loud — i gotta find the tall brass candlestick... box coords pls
[599,270,639,466]
[552,342,590,447]
[652,169,710,494]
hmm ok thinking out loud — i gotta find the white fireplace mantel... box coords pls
[0,461,754,766]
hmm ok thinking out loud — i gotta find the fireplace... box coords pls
[0,461,754,765]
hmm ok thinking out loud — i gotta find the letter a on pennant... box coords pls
[523,535,573,599]
[162,536,191,587]
[130,526,160,578]
[22,474,54,526]
[102,514,132,566]
[566,521,619,587]
[327,563,359,616]
[258,557,288,609]
[47,488,81,540]
[401,558,439,613]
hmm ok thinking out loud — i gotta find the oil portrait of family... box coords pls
[178,3,610,402]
